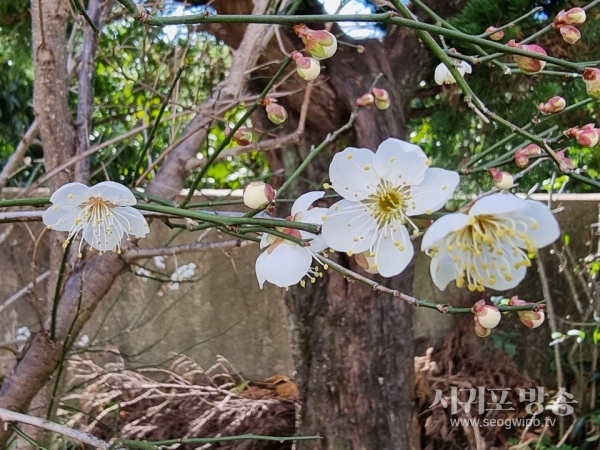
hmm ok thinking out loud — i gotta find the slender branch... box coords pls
[116,434,321,449]
[0,407,111,450]
[123,238,254,261]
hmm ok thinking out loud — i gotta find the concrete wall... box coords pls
[1,193,599,381]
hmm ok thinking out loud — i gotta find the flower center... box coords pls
[440,214,537,291]
[366,179,410,227]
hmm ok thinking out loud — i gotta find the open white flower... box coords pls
[43,181,149,255]
[322,138,459,277]
[434,61,472,85]
[255,191,327,288]
[421,194,560,292]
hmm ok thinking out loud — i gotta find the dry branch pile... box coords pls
[415,319,546,450]
[61,356,297,449]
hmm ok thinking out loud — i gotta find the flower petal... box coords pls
[469,194,527,217]
[291,191,324,216]
[88,181,137,206]
[372,224,414,277]
[298,207,328,252]
[255,244,312,288]
[50,182,89,205]
[322,200,376,253]
[513,200,560,248]
[112,206,149,238]
[483,243,527,291]
[43,204,82,232]
[407,168,459,216]
[434,63,453,85]
[421,212,468,251]
[430,251,458,291]
[82,220,125,252]
[329,147,379,200]
[372,138,428,185]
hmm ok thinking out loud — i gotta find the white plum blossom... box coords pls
[255,191,327,288]
[322,138,459,277]
[153,256,166,270]
[421,194,560,292]
[434,61,472,85]
[43,181,149,255]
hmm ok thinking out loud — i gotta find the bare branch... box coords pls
[123,238,254,261]
[0,408,111,449]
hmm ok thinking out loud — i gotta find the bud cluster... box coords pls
[355,87,391,110]
[514,144,541,168]
[564,123,600,147]
[506,296,545,328]
[553,7,586,45]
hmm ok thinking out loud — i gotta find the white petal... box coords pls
[430,251,458,291]
[322,200,375,253]
[407,168,459,216]
[291,191,324,216]
[373,224,414,277]
[82,221,125,252]
[469,194,528,217]
[481,243,526,291]
[329,147,379,201]
[112,206,149,238]
[88,181,137,206]
[43,204,82,232]
[372,138,428,186]
[421,213,468,251]
[298,207,328,252]
[298,207,326,229]
[461,61,472,74]
[513,200,560,249]
[50,182,90,205]
[434,63,453,85]
[260,232,270,249]
[255,244,312,288]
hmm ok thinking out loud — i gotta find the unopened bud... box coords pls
[23,156,32,167]
[520,310,545,328]
[355,251,378,274]
[507,40,547,75]
[556,150,574,170]
[372,88,390,110]
[554,7,586,27]
[243,181,276,209]
[291,51,320,81]
[565,125,600,147]
[538,96,566,114]
[472,300,501,329]
[293,24,338,60]
[474,317,491,338]
[488,168,514,190]
[486,26,504,41]
[232,127,253,146]
[514,149,529,168]
[262,98,288,125]
[356,45,365,54]
[560,25,581,44]
[356,93,375,107]
[583,67,600,99]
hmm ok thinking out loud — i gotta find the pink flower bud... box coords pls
[554,7,586,27]
[232,127,253,146]
[560,25,581,44]
[262,98,288,125]
[355,251,378,274]
[566,125,600,147]
[356,93,375,107]
[507,40,547,75]
[556,150,574,170]
[486,26,504,41]
[523,143,542,156]
[293,24,338,60]
[291,51,320,81]
[507,296,545,328]
[488,168,514,190]
[583,67,600,100]
[472,300,501,330]
[243,181,276,209]
[514,149,530,168]
[538,96,566,114]
[372,88,390,110]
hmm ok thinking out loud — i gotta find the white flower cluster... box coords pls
[169,263,197,291]
[255,138,560,292]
